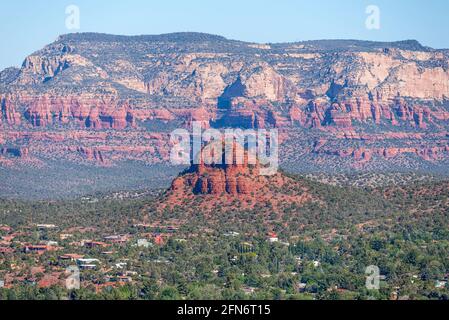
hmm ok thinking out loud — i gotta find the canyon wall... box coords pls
[1,33,449,172]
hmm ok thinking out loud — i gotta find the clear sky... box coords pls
[1,0,448,70]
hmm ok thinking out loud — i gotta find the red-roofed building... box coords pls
[268,232,279,243]
[154,234,164,246]
[24,245,49,254]
[0,225,11,232]
[1,235,15,242]
[24,244,61,254]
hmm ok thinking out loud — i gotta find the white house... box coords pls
[77,258,100,265]
[435,280,447,289]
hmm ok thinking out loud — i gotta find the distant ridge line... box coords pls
[55,32,431,51]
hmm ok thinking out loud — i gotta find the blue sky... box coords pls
[1,0,448,70]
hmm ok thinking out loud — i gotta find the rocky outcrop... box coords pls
[86,106,101,129]
[170,142,259,196]
[11,92,441,132]
[74,146,105,163]
[1,95,21,125]
[163,141,314,213]
[2,94,136,129]
[19,54,70,85]
[0,147,29,158]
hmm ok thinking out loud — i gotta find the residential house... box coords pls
[83,240,109,249]
[59,254,85,262]
[36,224,58,230]
[116,276,132,283]
[136,239,151,248]
[0,225,12,232]
[435,280,447,289]
[79,264,97,270]
[77,258,100,270]
[297,282,307,293]
[77,258,100,265]
[115,262,127,269]
[154,234,165,245]
[224,231,240,237]
[24,245,49,254]
[104,235,130,244]
[242,286,257,295]
[59,234,73,240]
[268,232,279,243]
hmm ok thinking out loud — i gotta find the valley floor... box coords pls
[0,174,447,300]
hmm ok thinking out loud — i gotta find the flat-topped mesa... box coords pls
[1,33,448,132]
[1,32,449,174]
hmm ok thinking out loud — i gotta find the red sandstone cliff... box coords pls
[1,33,449,172]
[161,141,314,213]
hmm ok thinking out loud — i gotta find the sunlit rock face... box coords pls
[163,141,314,214]
[1,33,449,173]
